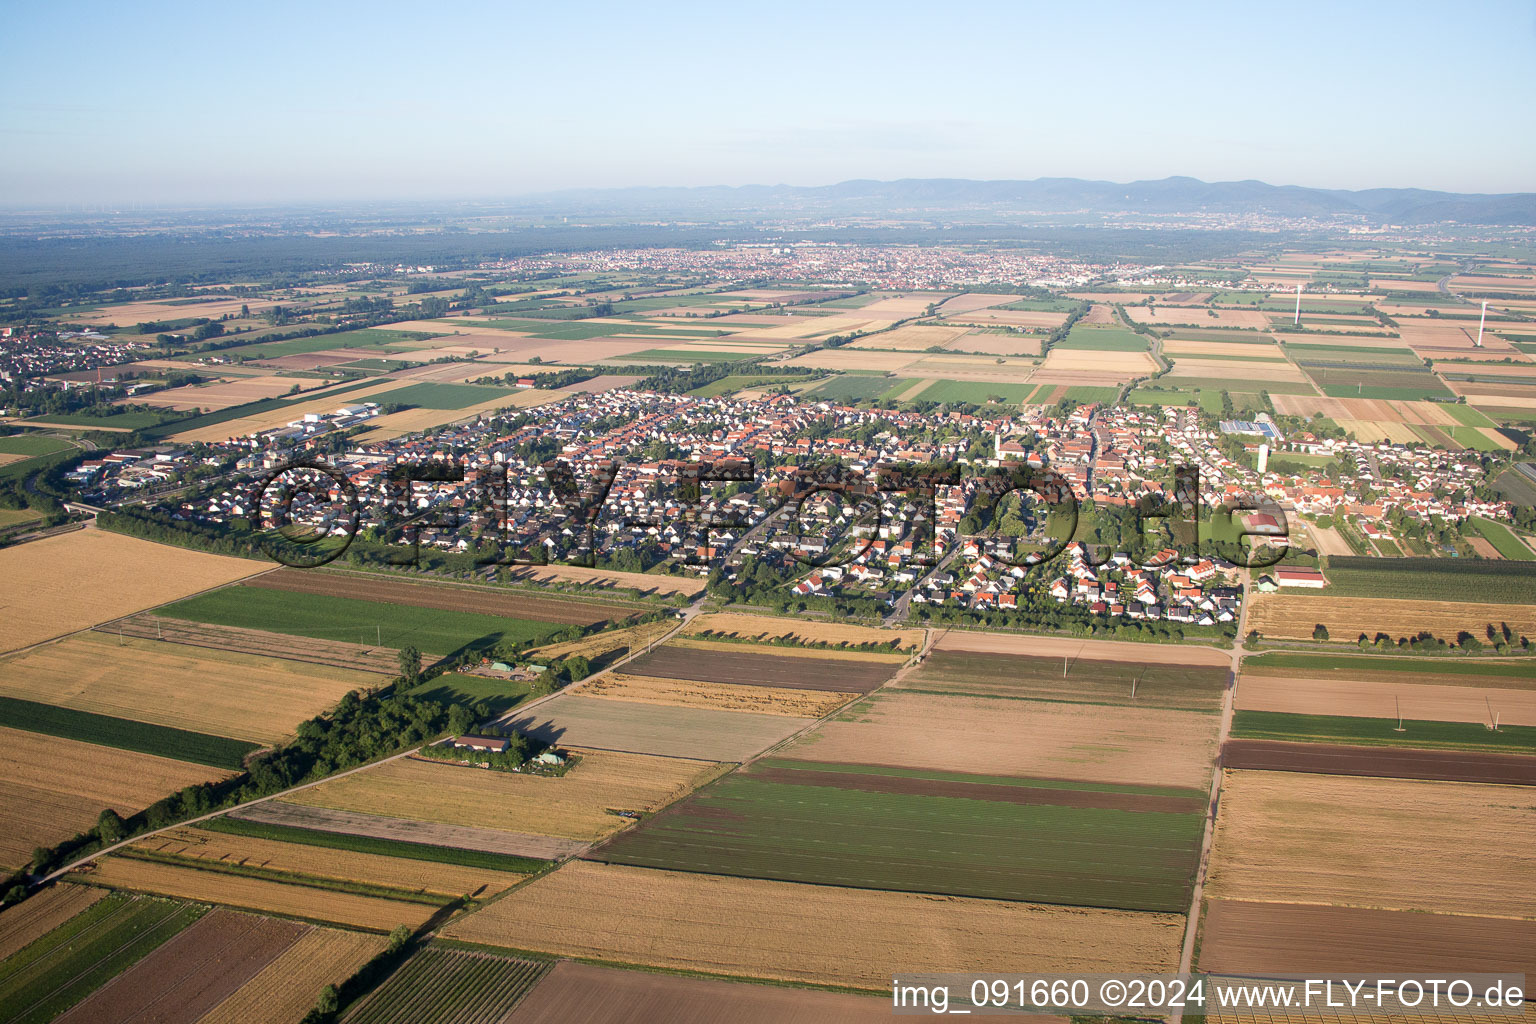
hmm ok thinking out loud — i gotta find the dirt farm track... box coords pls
[1221,739,1536,785]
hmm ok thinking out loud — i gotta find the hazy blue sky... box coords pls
[3,1,1534,205]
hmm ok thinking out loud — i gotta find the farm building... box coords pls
[1274,566,1326,588]
[452,735,511,753]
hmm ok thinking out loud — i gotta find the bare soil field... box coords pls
[247,568,631,625]
[1040,349,1159,377]
[197,926,385,1024]
[1128,308,1272,329]
[136,826,529,898]
[848,324,972,350]
[228,801,587,860]
[624,644,898,691]
[0,530,264,654]
[1304,522,1355,556]
[65,297,276,326]
[1237,674,1536,727]
[943,309,1068,328]
[1166,357,1309,382]
[785,349,918,372]
[781,692,1220,789]
[506,961,895,1023]
[1163,340,1289,359]
[506,694,811,761]
[1247,594,1536,642]
[443,861,1184,990]
[934,630,1231,665]
[0,884,105,961]
[682,611,921,651]
[0,726,229,872]
[933,293,1020,315]
[55,909,308,1024]
[508,563,704,596]
[0,632,382,744]
[1206,770,1536,917]
[130,375,319,411]
[109,615,400,674]
[82,857,438,930]
[946,333,1045,356]
[582,673,857,718]
[1200,899,1536,977]
[283,748,722,842]
[1221,739,1536,785]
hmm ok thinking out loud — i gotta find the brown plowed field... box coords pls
[1221,739,1536,785]
[1200,899,1536,977]
[747,762,1208,812]
[108,615,400,674]
[782,692,1221,789]
[505,961,897,1023]
[229,801,589,860]
[624,645,895,692]
[245,568,631,625]
[1236,674,1536,727]
[55,909,308,1024]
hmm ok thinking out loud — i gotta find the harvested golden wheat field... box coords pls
[848,324,972,350]
[0,727,230,871]
[1207,770,1536,918]
[935,629,1231,665]
[197,926,386,1024]
[133,827,529,899]
[781,692,1220,789]
[0,884,105,961]
[581,673,856,717]
[83,857,437,930]
[0,530,264,653]
[508,563,704,596]
[443,861,1184,990]
[0,633,382,744]
[284,749,724,841]
[682,611,921,651]
[664,636,908,664]
[529,619,675,662]
[1247,594,1536,642]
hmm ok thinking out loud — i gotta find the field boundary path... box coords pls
[1173,572,1248,1023]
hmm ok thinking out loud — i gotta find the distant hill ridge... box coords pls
[526,175,1536,225]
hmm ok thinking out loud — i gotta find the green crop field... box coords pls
[1307,366,1455,400]
[808,375,910,402]
[1063,386,1123,404]
[1284,343,1421,365]
[157,586,566,655]
[597,760,1206,912]
[0,435,74,457]
[180,328,443,361]
[459,318,727,341]
[1057,325,1148,351]
[1468,517,1535,560]
[1444,404,1497,428]
[901,650,1227,711]
[912,380,1037,404]
[1245,650,1536,683]
[688,374,811,398]
[1129,388,1225,414]
[1441,425,1504,452]
[405,672,534,715]
[345,946,550,1024]
[1231,711,1535,753]
[0,894,203,1024]
[1321,557,1536,603]
[0,696,257,770]
[382,382,522,410]
[197,817,548,873]
[24,409,172,428]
